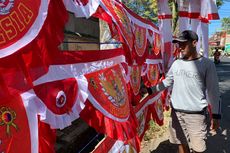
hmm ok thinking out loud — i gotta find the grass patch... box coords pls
[143,110,171,141]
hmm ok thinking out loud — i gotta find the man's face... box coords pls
[178,41,194,59]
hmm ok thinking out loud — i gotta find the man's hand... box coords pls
[140,87,148,96]
[210,118,220,132]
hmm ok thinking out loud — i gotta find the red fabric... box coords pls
[129,65,142,96]
[149,100,164,126]
[80,100,138,141]
[135,105,151,141]
[75,0,89,6]
[163,42,172,71]
[188,12,200,19]
[0,95,31,153]
[153,33,162,56]
[92,137,116,153]
[0,1,67,153]
[93,6,113,24]
[208,13,219,20]
[51,48,125,65]
[0,0,41,50]
[158,14,172,19]
[179,11,189,17]
[101,0,134,52]
[128,83,142,106]
[133,24,148,64]
[81,64,138,141]
[38,121,56,153]
[0,0,68,94]
[143,64,160,88]
[199,17,209,23]
[34,78,78,115]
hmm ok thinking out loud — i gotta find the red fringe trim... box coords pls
[80,100,138,141]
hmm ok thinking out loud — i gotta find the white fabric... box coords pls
[188,0,200,14]
[33,55,126,86]
[207,0,219,19]
[201,22,209,57]
[22,77,88,129]
[179,17,189,32]
[157,0,171,15]
[21,92,39,153]
[190,19,200,33]
[63,0,100,18]
[200,0,209,18]
[177,0,189,32]
[200,0,218,19]
[0,0,50,58]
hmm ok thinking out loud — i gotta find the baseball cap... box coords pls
[172,30,199,43]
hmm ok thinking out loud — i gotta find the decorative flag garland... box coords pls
[0,0,220,153]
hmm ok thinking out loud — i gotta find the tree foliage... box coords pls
[221,17,230,31]
[122,0,158,24]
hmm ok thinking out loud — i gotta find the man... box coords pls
[147,30,221,153]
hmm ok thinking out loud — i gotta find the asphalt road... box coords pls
[205,56,230,153]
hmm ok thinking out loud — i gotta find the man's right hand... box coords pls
[210,118,220,132]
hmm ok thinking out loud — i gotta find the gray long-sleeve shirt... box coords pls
[156,57,221,115]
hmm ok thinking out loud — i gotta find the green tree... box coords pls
[217,0,224,8]
[221,17,230,32]
[122,0,158,24]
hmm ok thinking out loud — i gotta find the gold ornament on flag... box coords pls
[0,107,18,135]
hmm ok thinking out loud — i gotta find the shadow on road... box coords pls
[150,140,177,153]
[207,57,230,153]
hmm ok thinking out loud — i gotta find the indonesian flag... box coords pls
[63,0,100,18]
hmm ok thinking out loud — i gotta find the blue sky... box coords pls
[209,1,230,37]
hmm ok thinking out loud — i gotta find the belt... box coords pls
[172,107,207,115]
